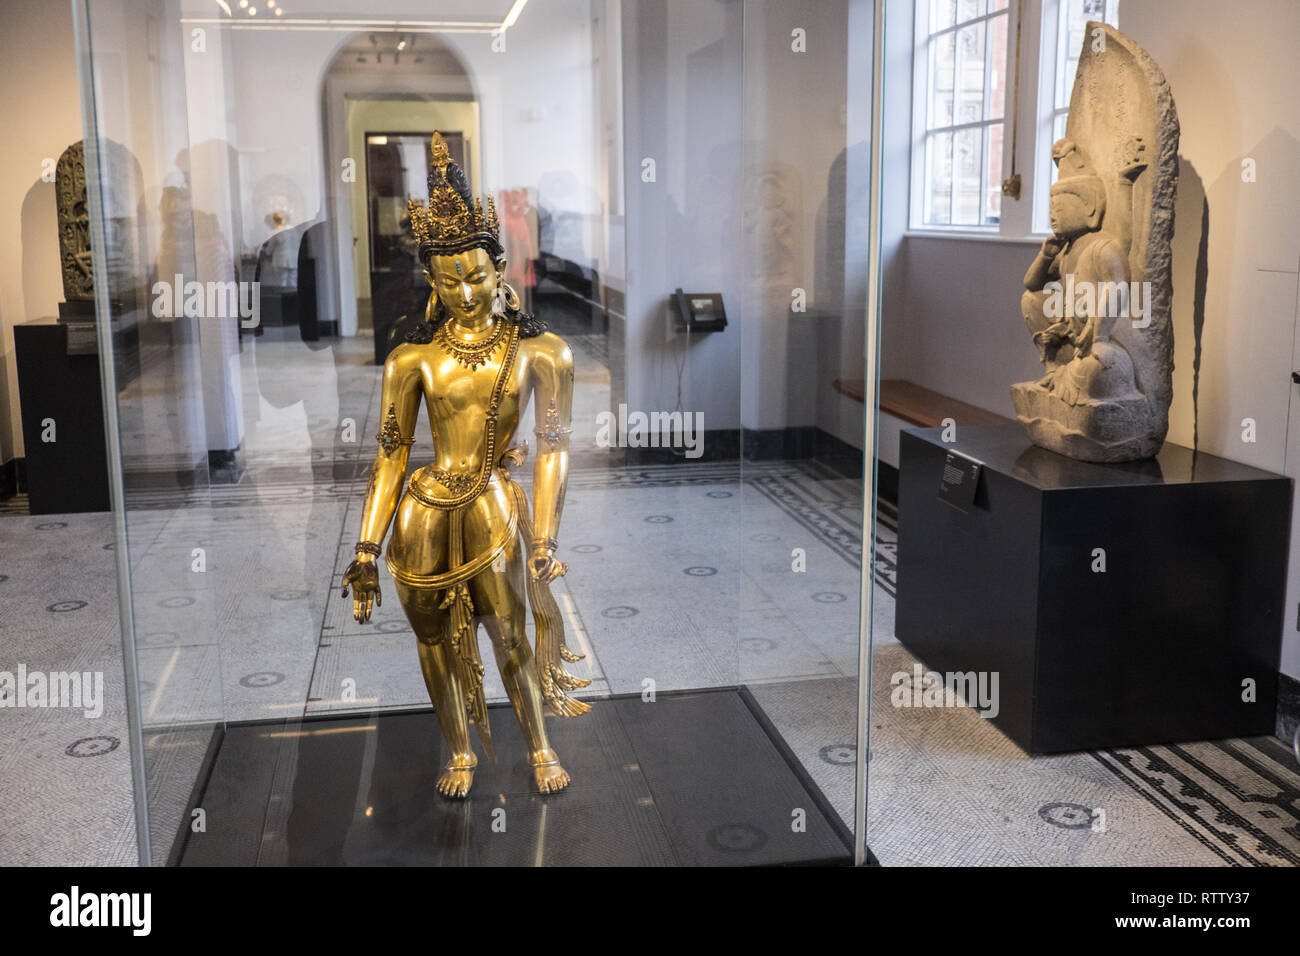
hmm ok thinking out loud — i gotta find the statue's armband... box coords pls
[534,400,573,452]
[376,403,416,458]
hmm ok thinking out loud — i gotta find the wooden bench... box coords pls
[833,378,1013,427]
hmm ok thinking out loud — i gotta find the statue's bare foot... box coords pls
[529,749,570,794]
[436,755,476,799]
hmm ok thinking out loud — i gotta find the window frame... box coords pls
[908,0,1014,234]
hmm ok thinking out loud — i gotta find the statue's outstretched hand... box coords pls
[341,556,382,623]
[528,543,567,584]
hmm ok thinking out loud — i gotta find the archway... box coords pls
[318,30,479,345]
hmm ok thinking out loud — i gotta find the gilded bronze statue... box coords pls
[341,133,588,798]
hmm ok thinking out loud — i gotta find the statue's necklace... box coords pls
[436,318,507,371]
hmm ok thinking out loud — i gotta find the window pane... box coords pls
[929,32,955,128]
[984,122,1004,224]
[955,23,985,125]
[957,0,986,24]
[989,0,1009,10]
[1057,3,1120,110]
[953,126,982,225]
[986,12,1008,120]
[1048,110,1069,188]
[932,0,957,32]
[1057,0,1113,110]
[926,131,954,225]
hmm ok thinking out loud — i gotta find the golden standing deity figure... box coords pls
[341,133,588,798]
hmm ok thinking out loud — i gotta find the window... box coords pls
[1034,0,1120,232]
[911,0,1011,229]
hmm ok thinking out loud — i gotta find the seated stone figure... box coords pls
[1020,140,1140,412]
[1010,22,1179,463]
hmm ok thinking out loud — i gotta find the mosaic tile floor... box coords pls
[1,330,1297,866]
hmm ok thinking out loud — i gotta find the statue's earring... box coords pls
[491,276,508,317]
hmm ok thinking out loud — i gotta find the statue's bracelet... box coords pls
[532,536,559,554]
[355,541,382,558]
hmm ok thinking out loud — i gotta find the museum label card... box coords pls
[937,450,982,513]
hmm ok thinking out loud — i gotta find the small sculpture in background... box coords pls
[55,142,94,318]
[1011,23,1180,462]
[54,139,145,320]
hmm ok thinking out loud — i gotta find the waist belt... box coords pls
[384,500,518,589]
[405,465,495,511]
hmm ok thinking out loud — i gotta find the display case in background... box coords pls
[74,0,882,866]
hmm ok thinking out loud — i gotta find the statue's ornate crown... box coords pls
[407,132,500,260]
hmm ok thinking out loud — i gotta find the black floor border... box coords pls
[164,721,226,868]
[736,684,870,866]
[173,686,859,867]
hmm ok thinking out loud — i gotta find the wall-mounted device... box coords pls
[672,288,728,334]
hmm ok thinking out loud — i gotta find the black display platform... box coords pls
[13,321,110,514]
[897,424,1292,754]
[174,688,855,866]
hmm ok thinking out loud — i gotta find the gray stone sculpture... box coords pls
[1012,23,1179,462]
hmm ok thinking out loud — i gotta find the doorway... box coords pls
[363,130,468,362]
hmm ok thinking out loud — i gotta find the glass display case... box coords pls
[41,0,1300,875]
[73,0,883,866]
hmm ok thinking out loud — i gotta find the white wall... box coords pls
[740,0,854,434]
[620,0,743,430]
[1121,0,1300,682]
[621,0,869,438]
[892,234,1043,416]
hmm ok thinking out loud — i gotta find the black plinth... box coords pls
[173,688,855,866]
[896,424,1292,754]
[13,321,110,514]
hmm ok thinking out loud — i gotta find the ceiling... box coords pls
[326,30,469,74]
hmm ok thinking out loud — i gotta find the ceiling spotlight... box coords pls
[274,6,283,14]
[238,0,248,6]
[267,0,275,6]
[248,5,257,14]
[397,38,407,50]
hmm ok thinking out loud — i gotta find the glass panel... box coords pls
[741,0,874,866]
[932,0,958,32]
[953,126,983,225]
[954,23,985,126]
[1058,1,1119,114]
[929,32,956,128]
[926,131,954,225]
[983,122,1003,224]
[73,0,876,867]
[1050,109,1069,184]
[1057,0,1100,110]
[985,12,1008,121]
[956,0,986,24]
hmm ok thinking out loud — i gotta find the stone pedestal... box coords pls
[14,321,110,514]
[896,424,1291,754]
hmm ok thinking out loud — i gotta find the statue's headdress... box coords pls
[407,132,502,263]
[1049,138,1106,224]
